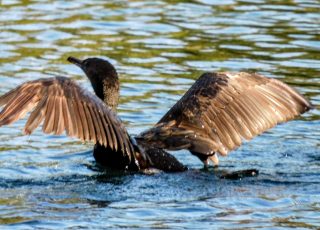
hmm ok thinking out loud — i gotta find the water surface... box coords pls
[0,0,319,229]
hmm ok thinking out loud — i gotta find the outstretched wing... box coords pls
[0,76,135,160]
[137,72,312,156]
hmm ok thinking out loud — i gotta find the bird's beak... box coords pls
[67,56,84,69]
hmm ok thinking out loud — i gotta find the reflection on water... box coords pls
[0,0,319,229]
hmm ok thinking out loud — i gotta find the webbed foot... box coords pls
[220,169,259,180]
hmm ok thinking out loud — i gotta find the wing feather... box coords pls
[99,112,112,148]
[61,97,72,136]
[43,96,55,133]
[0,76,134,160]
[72,90,84,141]
[66,96,78,137]
[96,109,107,147]
[76,100,89,141]
[25,96,48,134]
[137,72,312,156]
[83,103,95,142]
[55,96,65,135]
[101,108,118,151]
[90,106,104,147]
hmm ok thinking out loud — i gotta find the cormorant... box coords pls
[0,57,312,172]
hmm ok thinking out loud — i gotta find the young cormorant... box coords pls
[0,57,312,172]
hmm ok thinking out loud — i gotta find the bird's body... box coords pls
[0,57,312,173]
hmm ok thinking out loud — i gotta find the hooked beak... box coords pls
[67,56,84,69]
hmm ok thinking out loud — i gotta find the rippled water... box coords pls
[0,0,319,229]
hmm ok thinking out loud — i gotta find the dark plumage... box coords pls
[136,72,312,166]
[0,57,312,172]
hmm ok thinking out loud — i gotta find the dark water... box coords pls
[0,0,320,229]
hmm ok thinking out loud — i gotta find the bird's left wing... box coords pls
[136,72,312,157]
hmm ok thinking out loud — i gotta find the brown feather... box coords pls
[0,88,19,107]
[258,85,296,118]
[66,98,78,137]
[255,85,291,121]
[0,91,33,122]
[53,96,61,134]
[137,72,311,158]
[88,105,103,146]
[224,104,252,140]
[0,76,134,162]
[99,112,112,148]
[72,90,84,141]
[94,109,108,147]
[55,97,65,135]
[76,100,89,141]
[213,114,234,150]
[83,102,96,142]
[86,104,98,144]
[101,108,118,151]
[219,109,242,147]
[61,97,72,136]
[43,96,55,134]
[24,96,48,134]
[111,120,126,154]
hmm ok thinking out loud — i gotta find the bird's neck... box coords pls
[91,77,119,112]
[102,78,119,112]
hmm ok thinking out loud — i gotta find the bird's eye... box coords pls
[82,60,89,67]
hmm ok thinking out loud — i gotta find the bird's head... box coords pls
[68,56,118,83]
[67,56,119,103]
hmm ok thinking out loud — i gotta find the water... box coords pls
[0,0,319,229]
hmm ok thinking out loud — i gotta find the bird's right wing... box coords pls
[0,76,135,160]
